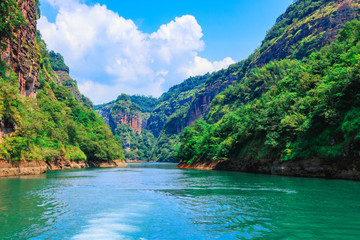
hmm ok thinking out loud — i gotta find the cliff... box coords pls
[0,159,127,177]
[0,0,125,173]
[146,0,360,163]
[96,94,157,160]
[108,94,147,134]
[55,70,81,101]
[177,17,360,180]
[180,0,360,132]
[1,0,39,98]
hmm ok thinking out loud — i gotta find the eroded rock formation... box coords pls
[1,0,39,98]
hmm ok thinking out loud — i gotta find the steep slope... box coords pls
[150,0,360,163]
[46,51,94,110]
[96,94,158,160]
[148,74,208,162]
[182,0,360,131]
[1,0,39,98]
[177,19,360,180]
[95,74,207,162]
[0,0,124,175]
[95,0,360,165]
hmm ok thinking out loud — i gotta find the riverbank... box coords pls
[0,159,127,177]
[177,158,360,181]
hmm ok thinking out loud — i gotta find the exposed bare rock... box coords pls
[178,158,360,181]
[1,0,39,98]
[0,159,127,177]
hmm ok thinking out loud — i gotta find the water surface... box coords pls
[0,163,359,239]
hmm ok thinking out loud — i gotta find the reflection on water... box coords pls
[0,163,360,239]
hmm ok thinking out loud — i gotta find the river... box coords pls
[0,163,359,239]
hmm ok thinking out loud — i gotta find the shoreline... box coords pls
[0,159,127,177]
[177,158,360,181]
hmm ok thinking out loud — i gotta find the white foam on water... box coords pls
[72,203,149,240]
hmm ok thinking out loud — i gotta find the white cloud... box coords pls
[38,0,235,104]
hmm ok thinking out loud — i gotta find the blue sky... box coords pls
[39,0,293,104]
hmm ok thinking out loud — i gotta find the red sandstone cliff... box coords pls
[0,0,39,141]
[111,112,144,134]
[1,0,39,98]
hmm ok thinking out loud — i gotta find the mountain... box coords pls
[96,0,360,168]
[177,0,360,180]
[0,0,124,176]
[185,0,360,129]
[95,74,208,161]
[95,94,158,160]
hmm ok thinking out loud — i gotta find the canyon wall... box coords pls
[173,0,360,135]
[1,0,39,98]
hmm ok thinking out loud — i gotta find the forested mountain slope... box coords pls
[95,74,207,161]
[0,0,124,171]
[188,0,360,128]
[177,19,360,180]
[95,94,158,160]
[97,0,360,166]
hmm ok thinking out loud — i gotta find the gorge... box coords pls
[1,0,360,239]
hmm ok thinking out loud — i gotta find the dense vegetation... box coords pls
[146,74,208,161]
[95,94,157,161]
[93,0,359,164]
[0,28,124,162]
[116,124,155,160]
[147,74,208,137]
[177,20,360,164]
[49,51,70,73]
[0,0,25,51]
[130,95,159,113]
[95,74,208,162]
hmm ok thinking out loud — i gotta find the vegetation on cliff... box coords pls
[96,74,208,162]
[94,0,360,164]
[177,20,360,165]
[96,94,157,160]
[0,0,25,51]
[147,74,208,162]
[0,19,124,162]
[49,51,69,73]
[151,0,360,163]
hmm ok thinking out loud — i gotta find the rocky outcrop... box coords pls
[96,102,114,126]
[0,118,15,140]
[0,160,49,177]
[178,158,360,181]
[1,0,39,98]
[171,0,360,135]
[56,70,81,101]
[112,113,143,133]
[107,95,146,134]
[0,159,127,177]
[174,74,238,133]
[254,0,360,68]
[89,160,127,168]
[177,160,226,171]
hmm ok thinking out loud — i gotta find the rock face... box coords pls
[0,159,127,177]
[1,0,39,98]
[101,94,148,134]
[56,70,82,101]
[254,0,360,68]
[111,112,143,134]
[172,0,360,135]
[175,74,238,133]
[178,158,360,181]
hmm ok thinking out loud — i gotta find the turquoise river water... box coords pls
[0,163,360,239]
